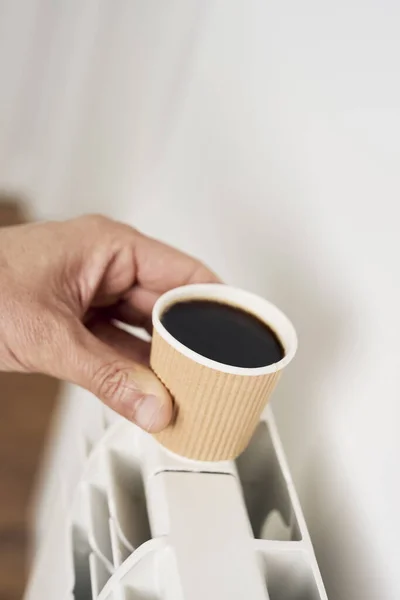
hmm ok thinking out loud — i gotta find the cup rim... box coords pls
[152,284,297,376]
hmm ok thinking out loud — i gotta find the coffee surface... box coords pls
[161,300,284,368]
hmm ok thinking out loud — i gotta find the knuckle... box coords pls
[93,361,139,410]
[81,213,110,229]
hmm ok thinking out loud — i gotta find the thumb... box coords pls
[60,319,173,432]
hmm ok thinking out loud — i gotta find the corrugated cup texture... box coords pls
[151,329,281,461]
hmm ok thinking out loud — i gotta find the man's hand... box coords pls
[0,215,219,432]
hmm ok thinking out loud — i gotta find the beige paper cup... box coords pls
[151,284,297,461]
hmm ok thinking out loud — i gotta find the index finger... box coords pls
[118,231,220,320]
[133,231,220,293]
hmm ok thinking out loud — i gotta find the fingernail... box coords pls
[133,394,165,432]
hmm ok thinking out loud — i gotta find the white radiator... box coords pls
[24,386,328,600]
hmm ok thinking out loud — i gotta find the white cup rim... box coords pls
[152,284,297,376]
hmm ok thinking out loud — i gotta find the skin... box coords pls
[0,214,219,432]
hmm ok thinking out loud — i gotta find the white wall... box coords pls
[1,2,400,599]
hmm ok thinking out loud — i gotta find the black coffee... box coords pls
[161,300,284,368]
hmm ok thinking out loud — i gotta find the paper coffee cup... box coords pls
[150,284,297,461]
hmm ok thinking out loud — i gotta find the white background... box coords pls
[1,2,400,599]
